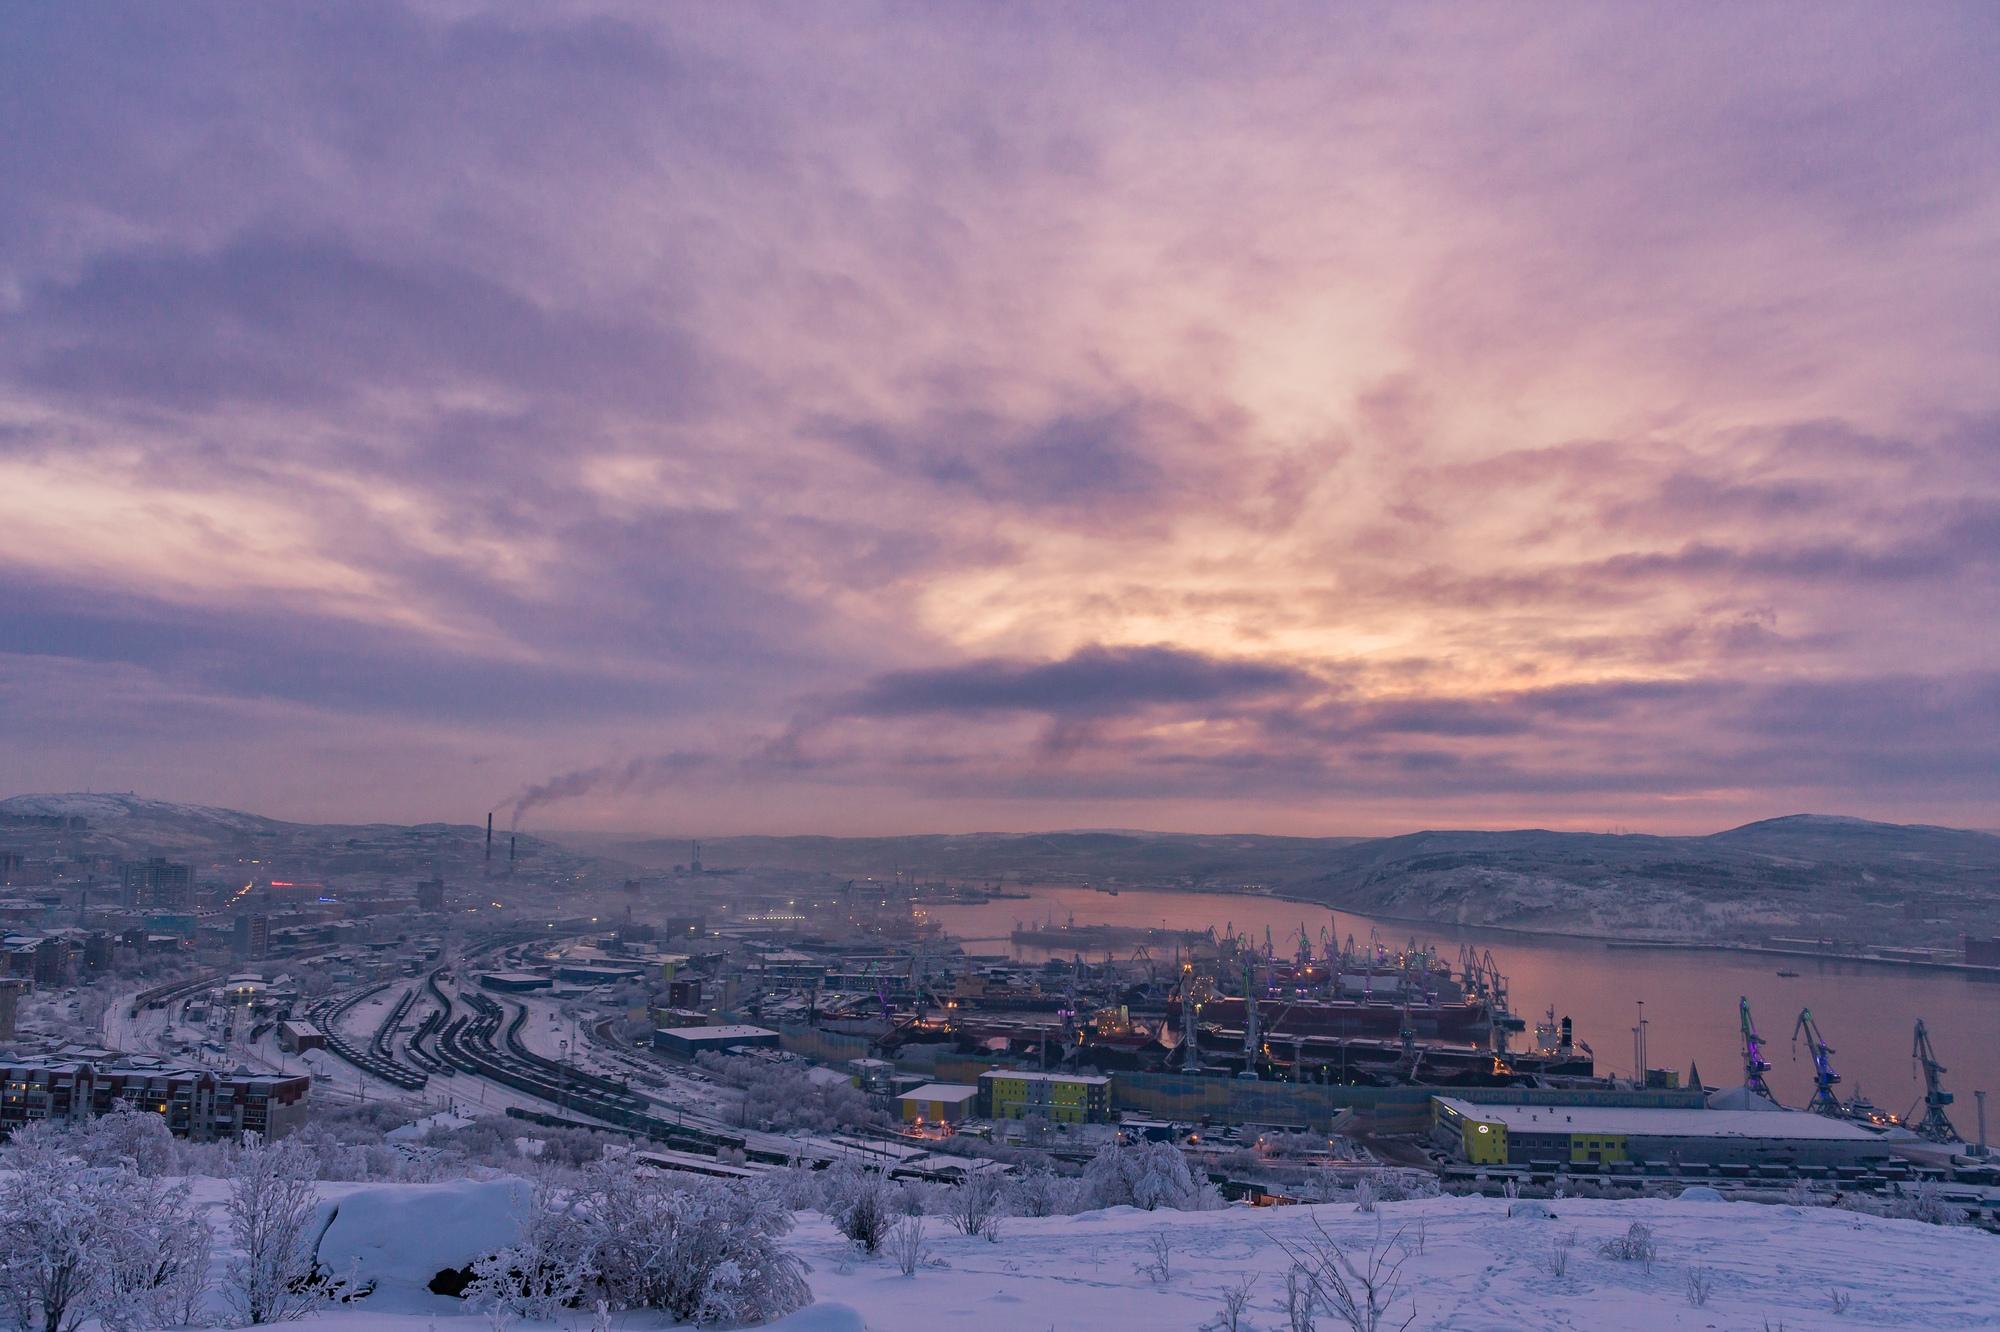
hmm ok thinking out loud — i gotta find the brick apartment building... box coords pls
[0,1057,311,1141]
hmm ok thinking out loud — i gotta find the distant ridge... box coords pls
[6,794,1995,946]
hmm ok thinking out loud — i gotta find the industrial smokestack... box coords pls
[508,835,516,869]
[485,812,494,874]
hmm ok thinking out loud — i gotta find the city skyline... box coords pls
[3,4,1996,836]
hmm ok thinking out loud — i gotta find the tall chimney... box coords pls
[485,813,494,873]
[509,835,516,869]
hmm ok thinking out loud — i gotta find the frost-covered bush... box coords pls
[1080,1139,1221,1212]
[1005,1168,1077,1218]
[1596,1221,1657,1269]
[0,1135,209,1332]
[1883,1180,1968,1226]
[888,1216,927,1277]
[488,1162,809,1326]
[826,1164,894,1253]
[946,1172,1004,1237]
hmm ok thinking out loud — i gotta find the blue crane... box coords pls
[1739,996,1775,1101]
[1792,1007,1843,1116]
[1911,1019,1959,1143]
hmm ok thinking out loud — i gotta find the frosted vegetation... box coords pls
[0,1100,1990,1330]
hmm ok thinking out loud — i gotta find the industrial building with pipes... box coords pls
[1431,1095,1896,1170]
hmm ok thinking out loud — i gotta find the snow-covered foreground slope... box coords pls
[60,1177,2000,1332]
[772,1195,1998,1332]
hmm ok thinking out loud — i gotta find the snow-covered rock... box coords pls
[312,1177,535,1311]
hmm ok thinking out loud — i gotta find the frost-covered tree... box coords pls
[0,1137,205,1332]
[1081,1139,1220,1212]
[225,1135,326,1324]
[1006,1168,1075,1218]
[79,1102,181,1177]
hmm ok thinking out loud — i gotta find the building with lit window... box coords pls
[0,1057,311,1140]
[977,1070,1112,1124]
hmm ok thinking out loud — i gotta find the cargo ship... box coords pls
[1166,992,1494,1043]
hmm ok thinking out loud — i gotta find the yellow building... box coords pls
[977,1070,1112,1124]
[1432,1098,1510,1165]
[899,1083,979,1127]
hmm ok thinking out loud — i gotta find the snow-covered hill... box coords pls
[0,792,603,884]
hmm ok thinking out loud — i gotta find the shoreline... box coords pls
[1000,880,2000,979]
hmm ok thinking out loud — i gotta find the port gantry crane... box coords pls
[1792,1007,1843,1116]
[1911,1019,1959,1143]
[1739,996,1776,1102]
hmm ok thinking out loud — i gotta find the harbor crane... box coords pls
[1739,996,1775,1102]
[1911,1019,1958,1143]
[1792,1008,1843,1116]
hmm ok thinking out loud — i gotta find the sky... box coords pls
[1,3,1996,837]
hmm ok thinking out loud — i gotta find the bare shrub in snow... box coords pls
[1684,1264,1713,1307]
[946,1173,1003,1238]
[1274,1215,1415,1332]
[1395,1217,1427,1260]
[1540,1229,1577,1279]
[1284,1262,1318,1332]
[1829,1288,1852,1315]
[1351,1179,1377,1214]
[1596,1222,1657,1271]
[1203,1273,1256,1331]
[1082,1139,1220,1212]
[1136,1230,1173,1286]
[889,1216,927,1277]
[225,1134,327,1324]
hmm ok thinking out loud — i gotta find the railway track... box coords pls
[305,982,431,1092]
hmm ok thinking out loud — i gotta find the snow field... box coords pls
[783,1194,2000,1331]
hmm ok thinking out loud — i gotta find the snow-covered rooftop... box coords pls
[1435,1096,1886,1140]
[656,1023,777,1040]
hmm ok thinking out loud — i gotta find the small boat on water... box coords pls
[1776,968,1801,978]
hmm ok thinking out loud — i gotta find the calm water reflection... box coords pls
[927,885,2000,1124]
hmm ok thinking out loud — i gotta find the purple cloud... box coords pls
[0,3,1994,834]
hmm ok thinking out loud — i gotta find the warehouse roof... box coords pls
[978,1070,1111,1087]
[1433,1097,1885,1141]
[654,1024,777,1041]
[899,1083,980,1104]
